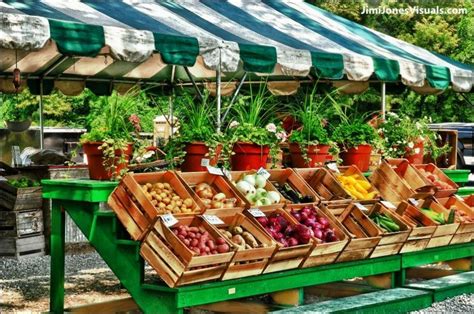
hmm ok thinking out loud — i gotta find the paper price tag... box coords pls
[206,165,224,176]
[408,198,419,206]
[203,214,224,225]
[222,168,232,180]
[381,201,397,210]
[201,158,210,167]
[248,208,266,217]
[355,202,368,211]
[257,167,270,180]
[327,162,340,173]
[161,214,178,227]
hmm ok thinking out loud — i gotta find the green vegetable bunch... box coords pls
[331,119,377,150]
[7,177,40,188]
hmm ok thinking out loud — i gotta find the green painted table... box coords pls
[43,179,474,313]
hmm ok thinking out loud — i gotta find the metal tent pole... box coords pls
[216,49,222,133]
[39,79,44,150]
[169,65,176,139]
[381,82,386,120]
[222,71,248,122]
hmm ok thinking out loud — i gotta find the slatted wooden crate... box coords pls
[245,208,314,274]
[227,171,287,211]
[176,171,247,214]
[294,168,351,202]
[284,204,349,268]
[329,203,381,262]
[365,203,410,258]
[413,164,458,198]
[386,159,434,197]
[333,166,380,204]
[141,216,235,288]
[0,181,42,211]
[211,213,277,280]
[108,171,202,241]
[268,169,320,205]
[369,160,430,203]
[0,209,43,238]
[417,199,460,248]
[436,196,474,244]
[395,201,436,253]
[463,195,474,207]
[0,235,45,258]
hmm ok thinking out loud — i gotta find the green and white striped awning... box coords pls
[1,0,473,95]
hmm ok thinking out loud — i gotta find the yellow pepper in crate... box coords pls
[337,174,377,200]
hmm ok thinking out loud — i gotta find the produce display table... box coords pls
[43,179,474,313]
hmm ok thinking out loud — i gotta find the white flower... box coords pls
[408,142,414,149]
[415,122,421,130]
[414,148,421,154]
[266,123,277,133]
[396,140,401,144]
[419,135,424,141]
[387,112,398,117]
[229,121,239,128]
[276,131,287,142]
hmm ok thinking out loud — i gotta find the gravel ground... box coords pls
[1,251,472,313]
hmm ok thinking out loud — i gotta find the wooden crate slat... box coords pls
[0,209,43,238]
[0,235,45,258]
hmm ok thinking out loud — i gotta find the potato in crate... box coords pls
[267,169,320,205]
[141,215,235,288]
[245,208,314,274]
[436,196,474,244]
[414,164,458,198]
[108,171,202,240]
[294,168,351,202]
[285,204,348,267]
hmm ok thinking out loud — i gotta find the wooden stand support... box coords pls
[271,288,304,307]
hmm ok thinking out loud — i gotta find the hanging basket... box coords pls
[6,120,31,133]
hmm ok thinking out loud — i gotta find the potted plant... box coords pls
[287,88,334,167]
[165,93,221,172]
[377,113,449,164]
[80,91,140,180]
[0,90,36,132]
[226,86,287,170]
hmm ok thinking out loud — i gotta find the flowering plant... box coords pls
[377,112,449,159]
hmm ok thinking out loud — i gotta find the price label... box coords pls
[203,214,224,225]
[408,198,419,206]
[248,208,266,217]
[206,165,224,176]
[257,167,271,180]
[355,202,368,211]
[222,168,232,180]
[201,158,210,167]
[161,214,178,227]
[381,201,397,210]
[327,162,340,173]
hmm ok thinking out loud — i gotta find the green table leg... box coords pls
[50,201,65,313]
[394,269,406,287]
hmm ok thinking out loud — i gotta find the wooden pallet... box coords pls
[141,216,235,288]
[212,213,277,280]
[0,182,42,211]
[0,234,45,258]
[0,209,43,238]
[294,168,351,202]
[436,196,474,244]
[333,203,381,262]
[366,203,410,258]
[108,171,202,241]
[396,202,437,253]
[267,169,320,205]
[414,164,458,198]
[418,199,460,248]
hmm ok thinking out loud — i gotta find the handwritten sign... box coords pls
[161,214,178,227]
[257,167,270,180]
[203,214,224,225]
[248,208,266,217]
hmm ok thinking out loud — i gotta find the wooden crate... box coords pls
[0,235,45,258]
[334,166,380,204]
[463,195,474,207]
[395,202,437,253]
[417,199,460,248]
[212,213,278,280]
[0,209,43,238]
[365,203,410,258]
[0,181,42,211]
[294,168,351,202]
[369,160,429,203]
[108,171,202,241]
[227,171,286,211]
[386,159,434,197]
[424,129,458,168]
[436,196,474,244]
[414,164,458,198]
[284,204,349,268]
[141,216,235,288]
[268,169,320,205]
[245,208,314,274]
[175,171,247,214]
[331,203,381,262]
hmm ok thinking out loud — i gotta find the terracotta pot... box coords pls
[231,142,270,171]
[289,143,331,168]
[404,141,424,164]
[181,142,221,172]
[339,144,372,172]
[83,141,133,180]
[6,120,31,132]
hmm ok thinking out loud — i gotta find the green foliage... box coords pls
[0,89,37,121]
[332,120,378,149]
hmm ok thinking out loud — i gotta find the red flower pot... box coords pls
[339,144,372,172]
[289,143,331,168]
[83,141,133,180]
[404,141,424,164]
[181,142,221,172]
[231,143,270,171]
